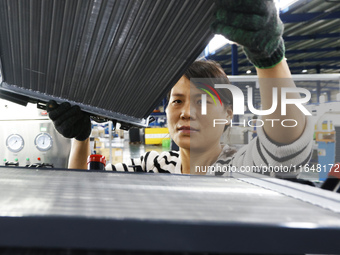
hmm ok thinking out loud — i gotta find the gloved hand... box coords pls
[211,0,285,69]
[47,100,91,141]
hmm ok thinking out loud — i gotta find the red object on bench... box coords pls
[328,163,340,179]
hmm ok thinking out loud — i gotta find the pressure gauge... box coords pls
[35,133,53,151]
[6,134,25,153]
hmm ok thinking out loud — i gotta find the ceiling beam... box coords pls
[289,65,340,71]
[287,57,340,63]
[221,63,340,70]
[280,11,340,23]
[285,47,340,54]
[207,48,340,61]
[284,33,340,41]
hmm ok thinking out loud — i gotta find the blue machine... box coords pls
[318,141,335,181]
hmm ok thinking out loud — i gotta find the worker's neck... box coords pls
[180,144,222,175]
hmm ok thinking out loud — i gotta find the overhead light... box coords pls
[205,34,232,55]
[302,69,308,73]
[276,0,300,11]
[312,88,316,91]
[246,70,252,74]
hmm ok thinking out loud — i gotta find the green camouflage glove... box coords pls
[211,0,285,69]
[47,100,92,141]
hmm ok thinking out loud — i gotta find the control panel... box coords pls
[1,120,71,168]
[0,100,71,168]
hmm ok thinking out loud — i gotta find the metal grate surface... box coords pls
[0,167,339,223]
[0,0,215,127]
[1,167,340,254]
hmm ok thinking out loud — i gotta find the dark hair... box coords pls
[184,60,229,80]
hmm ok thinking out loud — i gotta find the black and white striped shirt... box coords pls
[106,117,314,177]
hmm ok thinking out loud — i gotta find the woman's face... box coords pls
[166,76,231,151]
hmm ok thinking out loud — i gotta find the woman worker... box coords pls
[47,0,313,177]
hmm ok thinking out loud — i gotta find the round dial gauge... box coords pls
[6,134,25,153]
[35,133,53,151]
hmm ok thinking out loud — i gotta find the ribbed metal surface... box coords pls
[0,0,215,127]
[2,167,340,222]
[1,167,340,253]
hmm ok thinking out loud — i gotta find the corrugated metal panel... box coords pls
[0,0,215,127]
[1,167,340,253]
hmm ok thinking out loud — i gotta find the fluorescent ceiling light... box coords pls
[275,0,300,11]
[302,69,308,73]
[246,70,252,74]
[205,34,232,55]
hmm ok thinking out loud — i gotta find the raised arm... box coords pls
[211,0,307,144]
[256,59,306,144]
